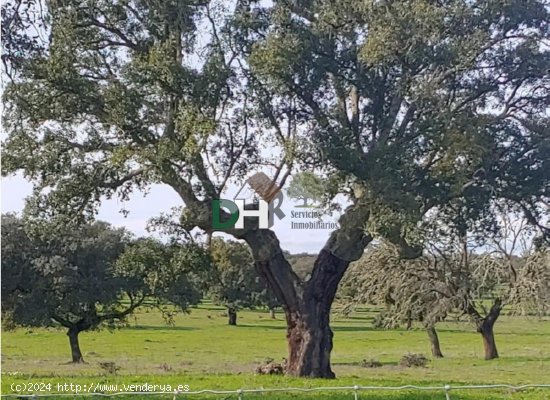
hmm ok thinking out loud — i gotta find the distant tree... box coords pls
[342,243,450,358]
[2,216,128,362]
[1,214,39,323]
[268,302,279,319]
[343,209,549,361]
[1,215,205,363]
[114,238,207,321]
[445,211,549,360]
[287,172,326,207]
[208,238,271,325]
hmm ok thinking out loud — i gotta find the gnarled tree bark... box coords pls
[237,203,372,378]
[283,250,352,377]
[181,183,373,378]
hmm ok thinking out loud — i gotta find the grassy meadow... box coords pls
[1,303,549,399]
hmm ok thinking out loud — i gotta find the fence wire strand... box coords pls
[1,384,549,399]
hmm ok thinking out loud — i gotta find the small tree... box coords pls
[447,211,549,360]
[286,172,326,207]
[208,238,269,325]
[257,283,281,319]
[342,243,451,358]
[2,216,128,362]
[1,215,205,362]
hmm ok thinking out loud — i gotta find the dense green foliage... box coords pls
[114,237,207,317]
[241,0,549,250]
[1,215,130,331]
[1,214,206,361]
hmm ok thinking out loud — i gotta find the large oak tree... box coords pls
[2,0,548,377]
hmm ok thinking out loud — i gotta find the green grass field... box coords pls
[1,303,549,399]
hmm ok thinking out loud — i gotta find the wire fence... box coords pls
[2,384,549,400]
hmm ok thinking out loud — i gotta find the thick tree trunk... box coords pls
[228,308,237,326]
[426,326,443,358]
[238,202,372,378]
[267,249,357,378]
[67,328,84,363]
[270,308,276,319]
[480,324,498,360]
[285,305,333,378]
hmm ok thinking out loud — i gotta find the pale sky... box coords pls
[1,173,337,254]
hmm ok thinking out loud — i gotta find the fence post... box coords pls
[237,388,244,400]
[353,384,360,400]
[444,384,451,400]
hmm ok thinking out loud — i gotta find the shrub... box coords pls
[255,358,285,375]
[99,362,120,375]
[399,353,428,368]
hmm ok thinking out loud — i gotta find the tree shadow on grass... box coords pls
[126,325,197,331]
[434,327,550,336]
[493,355,550,362]
[332,326,378,332]
[194,305,227,311]
[234,324,287,330]
[339,315,375,321]
[233,324,377,333]
[332,361,399,367]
